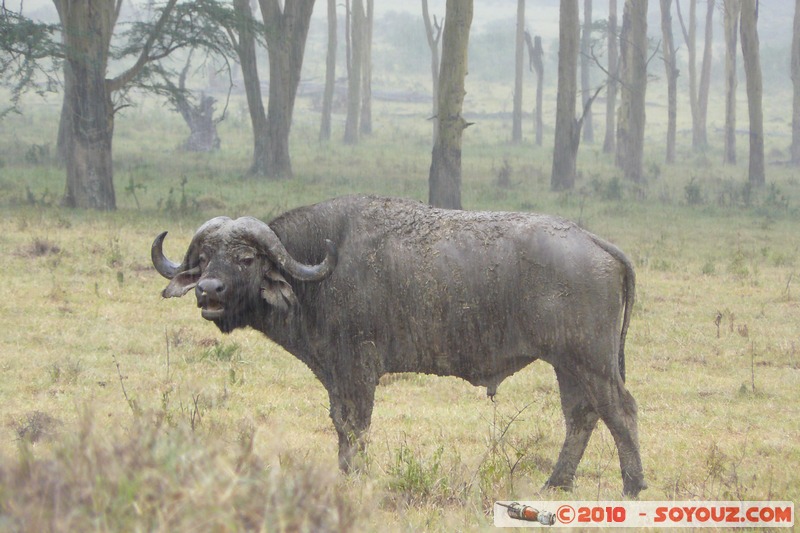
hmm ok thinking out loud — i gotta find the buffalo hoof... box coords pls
[623,477,648,498]
[542,477,574,493]
[338,446,369,475]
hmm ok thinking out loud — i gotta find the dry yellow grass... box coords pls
[1,86,799,530]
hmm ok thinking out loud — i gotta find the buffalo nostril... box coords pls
[198,279,225,295]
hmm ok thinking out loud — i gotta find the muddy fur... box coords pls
[154,195,646,496]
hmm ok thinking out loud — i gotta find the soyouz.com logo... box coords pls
[493,501,794,528]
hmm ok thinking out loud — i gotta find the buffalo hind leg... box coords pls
[327,382,377,473]
[545,366,600,491]
[584,372,647,497]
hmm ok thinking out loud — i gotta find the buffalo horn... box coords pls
[151,231,181,279]
[239,217,337,281]
[151,216,232,280]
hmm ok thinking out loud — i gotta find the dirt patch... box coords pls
[18,238,61,258]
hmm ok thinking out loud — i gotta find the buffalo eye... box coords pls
[239,254,255,267]
[199,254,208,269]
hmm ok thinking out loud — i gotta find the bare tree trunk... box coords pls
[345,0,351,76]
[512,0,525,143]
[429,0,473,209]
[791,0,800,164]
[603,0,618,154]
[344,0,365,144]
[359,0,373,135]
[551,0,580,191]
[54,0,183,209]
[696,0,715,148]
[258,0,316,179]
[525,31,544,146]
[580,0,594,143]
[724,0,741,165]
[616,0,648,184]
[660,0,678,164]
[173,58,220,152]
[234,0,269,175]
[178,94,220,151]
[740,0,764,186]
[56,0,119,210]
[164,50,220,152]
[56,57,72,163]
[319,0,337,142]
[676,0,701,150]
[422,0,442,144]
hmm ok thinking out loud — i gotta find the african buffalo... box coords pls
[151,195,646,496]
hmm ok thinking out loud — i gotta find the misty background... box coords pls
[13,1,797,119]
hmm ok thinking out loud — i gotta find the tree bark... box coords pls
[696,0,715,149]
[676,0,701,150]
[345,0,351,76]
[422,0,442,144]
[173,58,220,152]
[258,0,315,179]
[178,94,220,151]
[359,0,373,135]
[660,0,678,164]
[791,0,800,164]
[551,0,580,191]
[47,0,217,208]
[616,0,648,184]
[428,0,472,209]
[234,0,269,175]
[319,0,337,142]
[55,0,120,210]
[512,0,525,143]
[525,31,544,146]
[580,0,594,143]
[56,53,72,163]
[740,0,764,186]
[603,0,618,154]
[724,0,741,165]
[344,0,365,144]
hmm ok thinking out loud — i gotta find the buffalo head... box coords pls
[152,216,337,332]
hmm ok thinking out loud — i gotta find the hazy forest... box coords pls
[0,0,799,530]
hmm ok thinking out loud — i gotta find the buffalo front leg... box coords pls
[327,381,377,473]
[545,366,600,492]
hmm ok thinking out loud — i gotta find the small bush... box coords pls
[496,159,512,188]
[201,341,242,363]
[24,144,50,165]
[684,177,704,206]
[386,442,465,507]
[604,177,623,201]
[107,237,123,268]
[13,411,61,444]
[47,358,82,385]
[591,176,624,201]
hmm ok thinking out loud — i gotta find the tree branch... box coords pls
[0,4,63,116]
[645,38,663,69]
[109,0,180,93]
[422,0,441,49]
[577,84,604,129]
[258,0,283,37]
[675,0,691,46]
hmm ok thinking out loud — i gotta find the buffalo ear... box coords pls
[162,269,200,298]
[261,269,297,312]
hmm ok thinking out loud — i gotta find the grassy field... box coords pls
[0,84,799,531]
